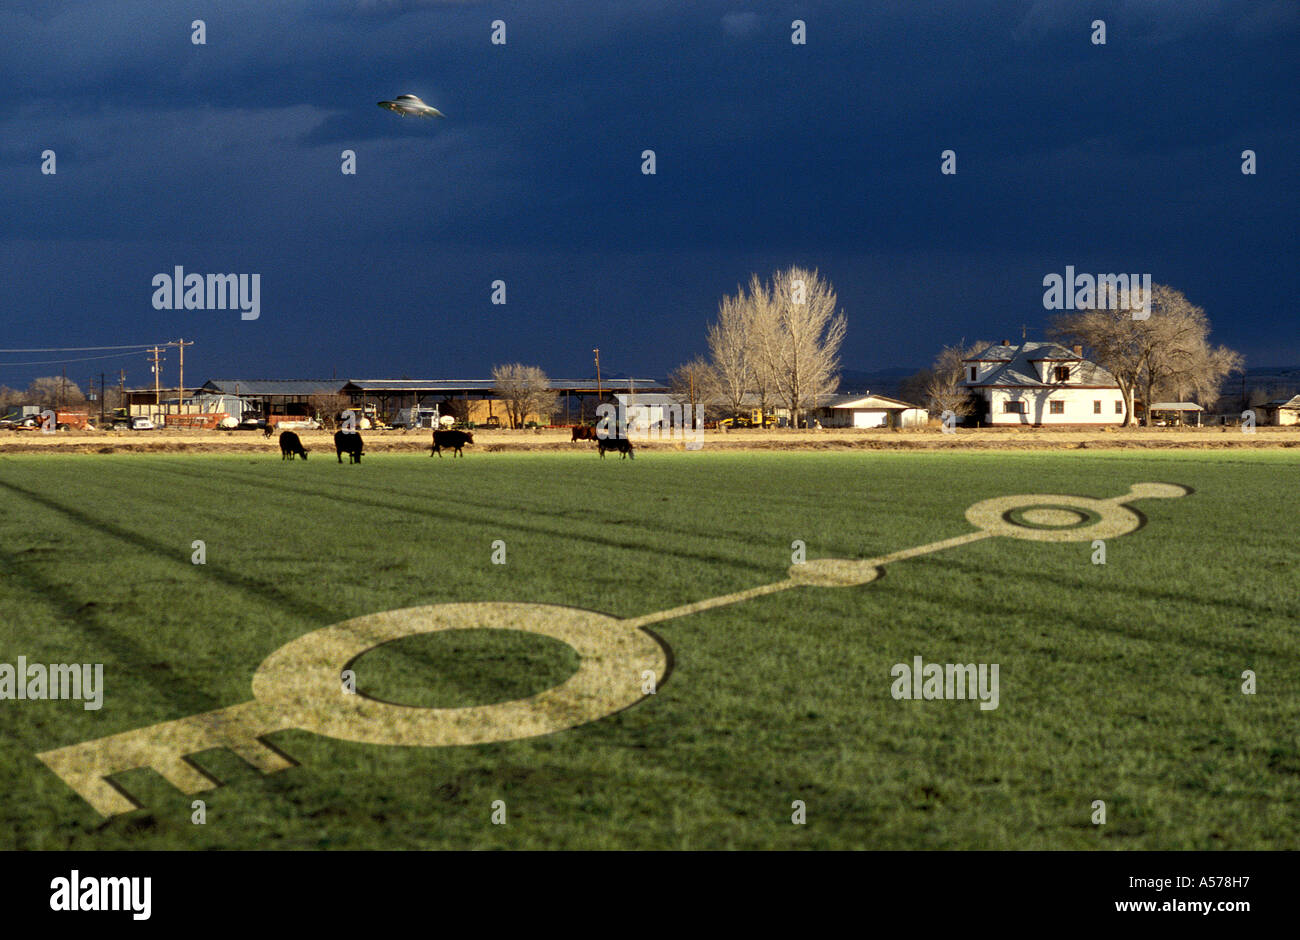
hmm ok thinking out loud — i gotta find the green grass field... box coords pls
[1,450,1297,849]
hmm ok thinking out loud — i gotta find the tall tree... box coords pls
[754,266,847,428]
[1051,284,1242,426]
[491,363,557,428]
[705,289,755,418]
[744,273,779,420]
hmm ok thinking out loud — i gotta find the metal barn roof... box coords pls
[199,379,341,397]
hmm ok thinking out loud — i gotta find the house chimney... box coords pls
[1072,344,1083,357]
[1001,339,1010,346]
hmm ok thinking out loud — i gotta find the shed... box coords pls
[1260,395,1300,426]
[1147,402,1204,427]
[816,393,928,429]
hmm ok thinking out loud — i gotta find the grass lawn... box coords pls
[0,449,1297,849]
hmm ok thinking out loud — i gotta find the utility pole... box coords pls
[100,373,106,426]
[172,338,193,412]
[149,346,164,409]
[593,347,602,402]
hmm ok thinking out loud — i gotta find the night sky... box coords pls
[2,0,1296,392]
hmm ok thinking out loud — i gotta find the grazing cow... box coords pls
[334,430,364,463]
[597,438,634,459]
[279,430,308,460]
[431,429,474,457]
[262,422,274,438]
[571,425,598,442]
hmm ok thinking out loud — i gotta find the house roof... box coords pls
[341,378,665,394]
[822,393,922,410]
[963,342,1119,389]
[1148,402,1204,412]
[198,379,341,397]
[614,393,683,407]
[1263,395,1300,409]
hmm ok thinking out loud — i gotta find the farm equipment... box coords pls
[163,413,231,430]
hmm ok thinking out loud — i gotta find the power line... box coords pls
[0,343,162,353]
[0,350,154,366]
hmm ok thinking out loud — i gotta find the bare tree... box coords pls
[0,385,22,415]
[914,341,986,417]
[1050,308,1144,425]
[744,274,779,420]
[667,356,715,416]
[754,266,847,428]
[492,363,557,428]
[706,290,756,418]
[307,393,354,429]
[26,376,85,408]
[897,368,935,411]
[1052,284,1242,425]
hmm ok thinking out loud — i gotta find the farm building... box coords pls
[194,379,342,422]
[340,377,667,427]
[613,393,700,436]
[815,393,928,428]
[1260,394,1300,426]
[962,341,1126,426]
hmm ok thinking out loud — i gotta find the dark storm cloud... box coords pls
[0,0,1295,386]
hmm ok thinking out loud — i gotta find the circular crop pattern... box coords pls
[965,493,1141,542]
[252,602,668,747]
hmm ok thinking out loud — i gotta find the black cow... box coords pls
[334,430,363,463]
[279,430,308,460]
[262,422,274,438]
[431,429,474,457]
[597,438,634,459]
[571,425,598,442]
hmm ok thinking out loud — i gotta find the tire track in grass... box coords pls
[128,457,1299,636]
[0,542,227,721]
[0,476,340,634]
[127,457,769,579]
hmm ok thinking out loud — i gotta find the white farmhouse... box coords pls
[962,340,1126,426]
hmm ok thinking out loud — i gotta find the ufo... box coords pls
[378,94,445,119]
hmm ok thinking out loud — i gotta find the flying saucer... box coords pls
[378,94,445,119]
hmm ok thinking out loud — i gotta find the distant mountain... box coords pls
[836,367,920,399]
[1238,365,1300,390]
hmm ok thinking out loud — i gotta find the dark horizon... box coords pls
[2,1,1296,393]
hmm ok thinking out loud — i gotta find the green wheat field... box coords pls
[1,450,1297,849]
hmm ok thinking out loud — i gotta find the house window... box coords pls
[969,366,976,382]
[1093,400,1102,414]
[1003,401,1027,414]
[1053,365,1071,382]
[1115,401,1124,414]
[1049,401,1064,415]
